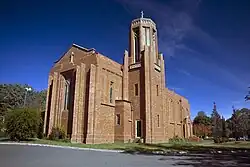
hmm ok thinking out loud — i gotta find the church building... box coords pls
[43,13,193,144]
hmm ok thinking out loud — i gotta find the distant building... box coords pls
[44,13,193,144]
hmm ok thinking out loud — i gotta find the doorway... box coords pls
[135,120,142,138]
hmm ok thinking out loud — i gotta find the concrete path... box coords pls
[1,143,250,167]
[0,144,184,167]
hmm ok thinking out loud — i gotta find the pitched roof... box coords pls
[54,43,96,63]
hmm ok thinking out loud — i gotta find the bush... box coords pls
[222,137,229,143]
[187,136,201,142]
[37,115,44,139]
[169,135,186,144]
[5,108,40,141]
[214,137,229,143]
[0,119,6,137]
[48,127,66,140]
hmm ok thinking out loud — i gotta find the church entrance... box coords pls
[135,120,142,138]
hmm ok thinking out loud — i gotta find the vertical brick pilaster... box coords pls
[143,46,152,143]
[56,74,64,126]
[72,63,86,143]
[123,50,129,101]
[48,72,59,135]
[44,75,53,134]
[71,65,81,142]
[93,63,102,143]
[85,64,96,144]
[77,63,86,142]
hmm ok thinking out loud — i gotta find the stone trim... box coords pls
[129,63,141,70]
[101,103,115,108]
[154,63,161,72]
[102,67,122,77]
[115,99,131,103]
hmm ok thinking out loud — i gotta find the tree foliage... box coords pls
[193,124,212,137]
[5,108,40,141]
[211,107,222,139]
[0,84,47,116]
[193,111,212,126]
[193,111,212,137]
[227,108,250,140]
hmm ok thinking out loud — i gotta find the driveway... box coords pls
[0,144,250,167]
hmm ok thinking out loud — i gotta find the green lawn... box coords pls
[24,139,250,152]
[1,137,250,153]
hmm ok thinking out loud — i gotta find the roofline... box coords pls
[72,43,95,52]
[53,43,96,64]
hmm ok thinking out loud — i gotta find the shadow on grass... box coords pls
[122,143,250,167]
[160,152,250,167]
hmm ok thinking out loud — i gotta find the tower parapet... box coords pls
[129,11,159,65]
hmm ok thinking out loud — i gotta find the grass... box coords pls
[1,137,250,153]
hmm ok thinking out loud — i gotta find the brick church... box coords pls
[43,13,193,144]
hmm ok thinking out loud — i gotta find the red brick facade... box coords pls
[44,15,193,144]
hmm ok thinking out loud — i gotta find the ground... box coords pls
[1,143,250,167]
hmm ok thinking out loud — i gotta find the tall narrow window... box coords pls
[70,52,74,63]
[116,114,120,125]
[109,81,113,103]
[157,114,160,127]
[64,79,70,110]
[135,83,138,96]
[156,85,159,96]
[153,30,156,63]
[145,27,150,46]
[134,28,140,62]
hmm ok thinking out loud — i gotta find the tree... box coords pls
[228,107,250,140]
[5,108,40,141]
[221,117,227,138]
[0,84,47,116]
[0,84,27,115]
[193,124,212,137]
[193,111,212,137]
[211,102,222,140]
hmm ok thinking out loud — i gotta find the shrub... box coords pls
[214,137,223,143]
[48,127,66,140]
[214,137,229,143]
[187,136,201,142]
[222,137,229,143]
[169,135,186,144]
[5,108,40,141]
[0,119,6,137]
[37,114,44,139]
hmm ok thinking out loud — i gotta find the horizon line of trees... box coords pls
[193,104,250,141]
[0,84,46,117]
[0,84,47,140]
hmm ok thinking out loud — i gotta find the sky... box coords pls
[0,0,249,119]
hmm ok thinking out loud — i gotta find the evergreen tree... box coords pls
[211,102,222,141]
[221,116,227,138]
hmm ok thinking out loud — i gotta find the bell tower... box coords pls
[128,11,159,65]
[127,12,166,143]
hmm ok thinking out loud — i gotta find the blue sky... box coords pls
[0,0,249,119]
